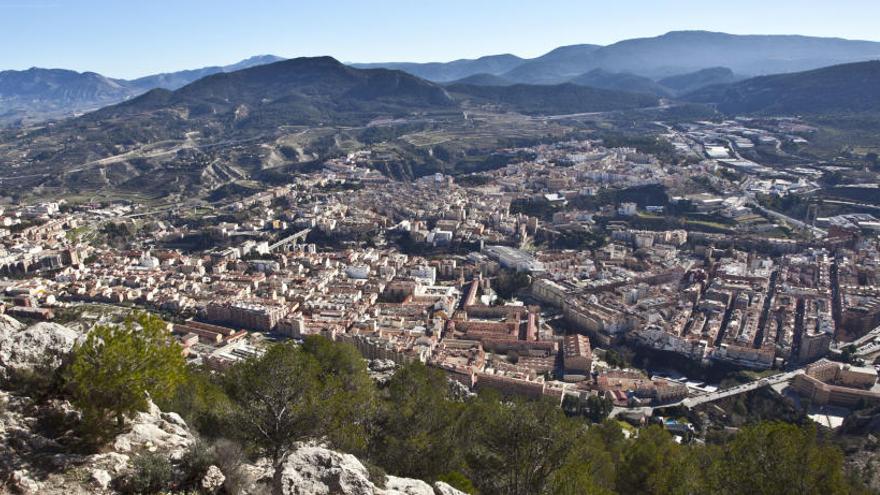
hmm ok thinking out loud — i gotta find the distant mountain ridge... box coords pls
[127,55,285,92]
[352,54,525,82]
[6,30,880,127]
[568,69,671,97]
[358,31,880,87]
[684,60,880,115]
[0,55,284,126]
[658,67,743,95]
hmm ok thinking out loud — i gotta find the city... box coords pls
[2,2,880,494]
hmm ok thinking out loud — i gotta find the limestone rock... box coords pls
[88,452,131,473]
[433,481,468,495]
[0,314,25,334]
[112,400,193,457]
[274,444,378,495]
[384,476,435,494]
[0,321,81,381]
[11,469,41,494]
[90,468,112,490]
[273,444,467,495]
[201,465,226,492]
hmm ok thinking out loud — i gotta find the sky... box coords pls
[2,0,880,79]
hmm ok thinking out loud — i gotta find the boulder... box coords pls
[11,469,42,494]
[88,452,131,474]
[112,400,193,457]
[274,444,467,495]
[384,476,435,495]
[90,468,112,490]
[0,314,25,334]
[201,465,226,493]
[0,321,81,381]
[274,445,377,495]
[433,481,468,495]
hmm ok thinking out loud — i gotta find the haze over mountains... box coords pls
[0,55,283,126]
[357,31,880,84]
[685,60,880,115]
[3,31,880,128]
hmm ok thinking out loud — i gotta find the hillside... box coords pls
[684,60,880,115]
[658,67,742,94]
[498,44,603,84]
[352,54,525,82]
[446,73,514,86]
[0,55,284,127]
[447,82,659,115]
[0,68,132,126]
[569,69,671,97]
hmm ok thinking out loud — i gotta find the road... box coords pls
[743,191,828,238]
[608,369,804,417]
[679,369,804,408]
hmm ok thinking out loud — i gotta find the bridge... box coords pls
[269,228,312,251]
[608,369,804,418]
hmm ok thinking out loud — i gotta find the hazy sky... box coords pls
[3,0,880,79]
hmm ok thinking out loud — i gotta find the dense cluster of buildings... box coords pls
[2,134,880,414]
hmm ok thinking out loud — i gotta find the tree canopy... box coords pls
[68,312,185,435]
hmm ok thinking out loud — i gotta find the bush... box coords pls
[121,453,173,494]
[180,439,216,489]
[362,460,387,489]
[212,438,249,495]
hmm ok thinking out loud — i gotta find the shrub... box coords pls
[180,439,216,489]
[121,452,173,494]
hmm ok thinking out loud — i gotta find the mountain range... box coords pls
[0,56,666,196]
[0,55,284,126]
[357,31,880,84]
[5,30,880,128]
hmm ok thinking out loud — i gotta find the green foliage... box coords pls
[437,471,478,494]
[368,362,464,481]
[222,342,323,464]
[300,335,377,455]
[712,422,850,495]
[616,425,699,495]
[157,365,231,436]
[585,395,614,424]
[449,83,659,115]
[121,452,173,494]
[463,395,612,495]
[68,312,185,436]
[58,330,865,494]
[179,439,216,489]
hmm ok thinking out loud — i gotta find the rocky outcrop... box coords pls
[0,314,25,334]
[112,400,194,458]
[274,444,466,495]
[0,319,82,382]
[201,464,226,493]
